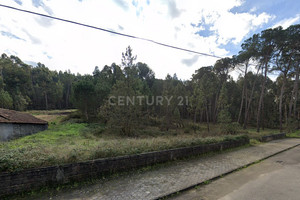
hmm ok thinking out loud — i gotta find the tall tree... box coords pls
[101,46,144,135]
[213,57,234,122]
[272,27,292,131]
[73,77,96,121]
[236,35,258,124]
[192,66,218,131]
[286,25,300,119]
[256,28,277,132]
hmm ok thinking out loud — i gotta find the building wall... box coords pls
[0,124,13,141]
[0,123,48,141]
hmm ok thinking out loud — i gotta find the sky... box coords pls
[0,0,299,80]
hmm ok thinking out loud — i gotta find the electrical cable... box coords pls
[0,3,222,59]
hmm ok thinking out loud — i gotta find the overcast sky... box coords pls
[0,0,299,80]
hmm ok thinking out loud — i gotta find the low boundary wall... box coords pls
[0,136,249,197]
[260,133,286,142]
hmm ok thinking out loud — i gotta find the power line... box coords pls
[0,3,222,59]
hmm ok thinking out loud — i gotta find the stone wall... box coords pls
[0,137,249,197]
[260,133,286,142]
[0,123,48,141]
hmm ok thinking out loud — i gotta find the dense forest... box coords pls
[0,24,299,133]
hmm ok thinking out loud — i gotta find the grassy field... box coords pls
[0,110,281,173]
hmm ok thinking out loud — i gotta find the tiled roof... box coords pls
[0,109,48,125]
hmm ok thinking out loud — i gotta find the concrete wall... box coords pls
[0,123,48,141]
[0,137,249,197]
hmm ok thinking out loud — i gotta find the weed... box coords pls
[203,180,211,185]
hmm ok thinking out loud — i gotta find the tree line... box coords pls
[0,24,299,133]
[0,55,75,111]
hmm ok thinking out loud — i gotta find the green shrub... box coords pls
[218,109,231,124]
[61,111,82,122]
[224,134,249,142]
[148,117,162,126]
[218,109,240,134]
[220,122,240,134]
[184,127,191,133]
[286,119,298,133]
[186,123,201,133]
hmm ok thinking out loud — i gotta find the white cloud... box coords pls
[0,0,273,80]
[273,14,300,29]
[249,7,257,13]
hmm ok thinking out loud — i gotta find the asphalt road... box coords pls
[169,145,300,200]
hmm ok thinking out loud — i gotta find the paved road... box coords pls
[22,139,300,200]
[170,145,300,200]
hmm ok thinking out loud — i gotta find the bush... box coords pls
[61,111,82,122]
[220,122,240,134]
[286,119,298,133]
[185,123,201,133]
[224,134,249,142]
[218,109,231,124]
[217,109,240,134]
[148,117,162,126]
[184,127,191,133]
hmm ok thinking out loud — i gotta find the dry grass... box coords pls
[26,109,77,115]
[33,114,61,122]
[25,109,77,123]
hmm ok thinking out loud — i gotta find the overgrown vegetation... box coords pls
[0,116,248,172]
[287,129,300,138]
